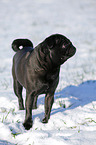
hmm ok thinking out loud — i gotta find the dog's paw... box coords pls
[42,117,48,124]
[32,106,37,109]
[19,104,25,110]
[19,106,25,110]
[23,119,33,130]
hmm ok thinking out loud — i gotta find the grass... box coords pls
[2,109,11,123]
[85,118,96,124]
[59,100,74,109]
[1,108,16,123]
[69,117,96,133]
[11,131,21,138]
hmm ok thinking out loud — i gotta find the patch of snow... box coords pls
[0,0,96,144]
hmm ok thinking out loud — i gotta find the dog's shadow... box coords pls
[34,80,96,120]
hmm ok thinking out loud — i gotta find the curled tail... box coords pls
[12,39,33,52]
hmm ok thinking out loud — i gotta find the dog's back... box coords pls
[12,38,34,65]
[14,47,34,65]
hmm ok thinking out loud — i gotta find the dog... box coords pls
[12,34,76,130]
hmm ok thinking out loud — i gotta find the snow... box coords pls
[0,0,96,144]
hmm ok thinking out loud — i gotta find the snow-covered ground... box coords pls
[0,0,96,144]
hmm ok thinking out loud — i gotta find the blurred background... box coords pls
[0,0,96,91]
[0,1,96,144]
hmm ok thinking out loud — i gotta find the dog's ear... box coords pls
[45,37,54,49]
[45,35,60,49]
[41,42,49,54]
[45,35,62,49]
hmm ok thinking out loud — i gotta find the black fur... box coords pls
[12,39,33,52]
[12,34,76,130]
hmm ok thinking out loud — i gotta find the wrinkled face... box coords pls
[45,34,76,65]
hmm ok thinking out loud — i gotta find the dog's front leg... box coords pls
[23,91,35,130]
[32,96,38,109]
[42,93,54,123]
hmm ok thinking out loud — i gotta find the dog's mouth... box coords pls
[49,42,76,65]
[62,41,76,55]
[60,45,76,63]
[60,56,68,63]
[65,45,76,57]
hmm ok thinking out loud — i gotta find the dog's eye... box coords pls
[62,44,66,49]
[64,42,72,49]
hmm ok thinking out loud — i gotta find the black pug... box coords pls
[12,34,76,130]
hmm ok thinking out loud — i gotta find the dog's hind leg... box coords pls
[13,80,24,110]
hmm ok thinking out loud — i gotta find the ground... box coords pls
[0,0,96,144]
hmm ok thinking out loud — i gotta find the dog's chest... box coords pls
[46,68,60,82]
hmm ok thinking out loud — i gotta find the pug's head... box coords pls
[42,34,76,65]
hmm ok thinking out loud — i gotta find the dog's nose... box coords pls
[69,46,76,56]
